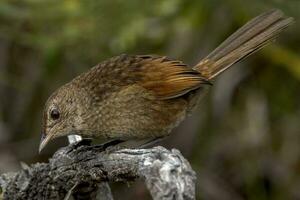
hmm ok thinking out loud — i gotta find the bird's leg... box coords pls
[138,136,165,148]
[105,137,166,153]
[81,139,125,151]
[69,136,164,153]
[102,139,125,149]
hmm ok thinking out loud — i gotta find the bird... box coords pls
[39,9,294,153]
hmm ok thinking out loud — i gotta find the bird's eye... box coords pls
[50,109,60,120]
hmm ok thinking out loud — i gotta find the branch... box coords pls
[0,142,196,200]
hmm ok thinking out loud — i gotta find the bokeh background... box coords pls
[0,0,299,199]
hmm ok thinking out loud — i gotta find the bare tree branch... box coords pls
[0,142,196,200]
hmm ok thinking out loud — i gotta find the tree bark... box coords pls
[0,142,196,200]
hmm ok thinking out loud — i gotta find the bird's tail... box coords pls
[194,9,294,80]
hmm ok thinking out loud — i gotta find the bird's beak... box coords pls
[39,133,52,154]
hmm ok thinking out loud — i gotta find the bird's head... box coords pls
[39,85,80,153]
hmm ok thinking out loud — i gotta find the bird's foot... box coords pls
[73,139,125,153]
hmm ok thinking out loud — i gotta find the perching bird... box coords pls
[39,9,294,153]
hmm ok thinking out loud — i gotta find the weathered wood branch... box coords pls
[0,142,196,200]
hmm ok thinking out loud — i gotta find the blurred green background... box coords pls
[0,0,299,199]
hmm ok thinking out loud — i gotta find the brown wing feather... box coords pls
[137,55,211,100]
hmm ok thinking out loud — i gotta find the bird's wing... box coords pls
[135,55,211,100]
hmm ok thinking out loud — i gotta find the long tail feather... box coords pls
[194,9,294,79]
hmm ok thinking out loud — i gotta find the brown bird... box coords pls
[39,9,293,153]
